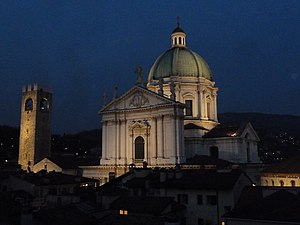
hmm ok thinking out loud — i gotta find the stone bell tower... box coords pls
[18,84,52,171]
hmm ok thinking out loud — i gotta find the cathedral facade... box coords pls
[94,24,260,182]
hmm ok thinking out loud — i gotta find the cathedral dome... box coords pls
[148,25,212,81]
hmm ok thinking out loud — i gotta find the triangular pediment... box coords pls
[240,122,260,141]
[100,86,180,113]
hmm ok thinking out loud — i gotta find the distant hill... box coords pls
[218,112,300,138]
[1,112,299,162]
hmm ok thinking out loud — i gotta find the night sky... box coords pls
[1,1,300,134]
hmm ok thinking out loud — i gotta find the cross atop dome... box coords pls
[171,17,186,48]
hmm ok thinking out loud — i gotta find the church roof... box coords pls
[148,24,212,81]
[183,155,233,168]
[262,154,300,174]
[36,155,99,169]
[13,171,97,186]
[148,47,212,81]
[203,125,243,138]
[172,26,185,33]
[99,85,184,114]
[203,122,259,140]
[184,123,209,130]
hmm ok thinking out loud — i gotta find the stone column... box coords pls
[152,117,157,160]
[213,91,218,121]
[101,121,107,162]
[157,115,164,158]
[172,114,177,163]
[197,89,201,118]
[116,120,120,160]
[200,88,204,119]
[203,89,208,119]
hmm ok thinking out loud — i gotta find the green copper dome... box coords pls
[148,47,212,81]
[148,24,212,81]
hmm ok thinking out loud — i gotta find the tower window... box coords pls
[179,37,182,44]
[25,98,33,111]
[40,99,48,111]
[185,100,193,116]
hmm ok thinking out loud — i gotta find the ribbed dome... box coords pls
[148,47,212,81]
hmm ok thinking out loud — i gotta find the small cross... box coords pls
[177,16,180,27]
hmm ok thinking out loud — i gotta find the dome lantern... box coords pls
[171,21,186,48]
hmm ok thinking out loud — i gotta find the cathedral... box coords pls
[18,23,260,183]
[91,23,260,182]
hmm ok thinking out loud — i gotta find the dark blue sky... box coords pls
[1,0,300,133]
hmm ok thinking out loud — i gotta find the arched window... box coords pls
[135,136,144,160]
[280,180,284,187]
[185,100,193,116]
[265,180,268,186]
[40,99,48,111]
[25,98,33,111]
[209,146,219,159]
[207,102,211,119]
[179,37,182,44]
[291,180,296,187]
[271,180,275,186]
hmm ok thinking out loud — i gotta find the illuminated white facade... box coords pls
[95,24,260,181]
[100,86,186,167]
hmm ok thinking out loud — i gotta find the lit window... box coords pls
[119,209,128,215]
[185,100,193,116]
